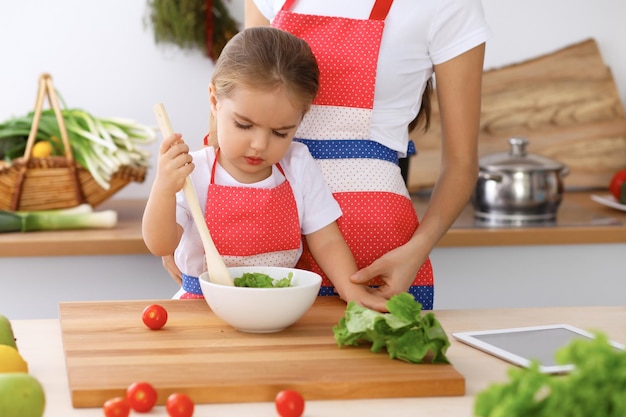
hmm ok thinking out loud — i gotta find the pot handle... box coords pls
[478,171,504,182]
[560,166,570,177]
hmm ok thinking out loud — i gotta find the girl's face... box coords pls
[209,83,304,184]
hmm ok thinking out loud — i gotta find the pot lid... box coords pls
[479,137,566,172]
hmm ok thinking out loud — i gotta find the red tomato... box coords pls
[103,397,130,417]
[126,381,158,413]
[609,169,626,202]
[275,390,305,417]
[166,392,195,417]
[142,304,168,330]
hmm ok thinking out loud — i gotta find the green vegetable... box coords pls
[0,108,155,190]
[233,272,293,288]
[333,293,451,364]
[145,0,239,60]
[0,204,117,233]
[474,331,626,417]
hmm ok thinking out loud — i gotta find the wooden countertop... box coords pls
[12,302,626,417]
[1,191,625,257]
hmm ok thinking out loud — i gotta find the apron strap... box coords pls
[281,0,394,20]
[210,147,220,183]
[280,0,297,12]
[369,0,394,20]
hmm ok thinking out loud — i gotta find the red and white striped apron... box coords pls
[180,150,301,298]
[272,0,434,308]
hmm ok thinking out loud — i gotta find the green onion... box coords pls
[0,108,156,189]
[0,204,117,233]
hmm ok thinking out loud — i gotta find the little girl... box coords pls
[142,27,388,312]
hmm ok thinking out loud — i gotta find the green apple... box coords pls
[0,373,45,417]
[0,315,17,349]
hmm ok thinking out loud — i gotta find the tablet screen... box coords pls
[452,324,624,374]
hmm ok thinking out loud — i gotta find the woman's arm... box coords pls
[351,43,486,296]
[244,0,270,27]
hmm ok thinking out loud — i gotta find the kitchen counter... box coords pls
[13,302,626,417]
[1,191,625,257]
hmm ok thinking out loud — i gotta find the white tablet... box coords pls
[452,324,624,374]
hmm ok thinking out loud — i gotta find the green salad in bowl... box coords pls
[233,272,293,288]
[199,266,321,333]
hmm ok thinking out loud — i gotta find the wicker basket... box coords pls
[0,74,146,211]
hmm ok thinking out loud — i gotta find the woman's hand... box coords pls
[349,241,426,299]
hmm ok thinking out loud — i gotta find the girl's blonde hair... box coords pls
[208,27,320,145]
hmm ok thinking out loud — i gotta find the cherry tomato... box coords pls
[166,392,195,417]
[142,304,168,330]
[275,390,305,417]
[609,169,626,203]
[126,381,158,413]
[103,397,130,417]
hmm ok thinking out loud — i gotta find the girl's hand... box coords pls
[350,243,426,299]
[162,254,182,285]
[154,133,194,194]
[337,284,389,313]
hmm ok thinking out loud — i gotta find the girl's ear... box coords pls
[209,83,218,114]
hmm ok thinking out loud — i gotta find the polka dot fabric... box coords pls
[274,13,384,109]
[318,158,409,196]
[206,180,301,256]
[274,1,434,309]
[297,106,371,140]
[183,159,302,300]
[296,138,399,164]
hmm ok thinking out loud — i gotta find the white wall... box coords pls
[2,1,626,319]
[1,0,625,201]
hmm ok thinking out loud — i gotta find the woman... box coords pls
[243,0,492,309]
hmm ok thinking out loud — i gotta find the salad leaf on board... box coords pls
[474,331,626,417]
[233,272,293,288]
[332,293,451,364]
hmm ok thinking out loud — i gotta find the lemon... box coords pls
[31,141,53,158]
[0,345,28,373]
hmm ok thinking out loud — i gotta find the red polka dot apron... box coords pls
[272,0,434,309]
[180,150,301,299]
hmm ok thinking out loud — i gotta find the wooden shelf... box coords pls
[1,192,625,258]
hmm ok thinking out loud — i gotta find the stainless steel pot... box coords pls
[471,137,569,224]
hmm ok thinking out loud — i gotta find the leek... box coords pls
[0,204,117,233]
[0,108,156,189]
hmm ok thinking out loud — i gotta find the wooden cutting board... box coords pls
[58,297,465,408]
[408,38,626,192]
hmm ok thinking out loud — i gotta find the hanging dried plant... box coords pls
[145,0,240,61]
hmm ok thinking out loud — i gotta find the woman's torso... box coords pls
[252,0,492,155]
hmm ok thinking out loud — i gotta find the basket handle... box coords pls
[10,73,85,210]
[22,74,76,164]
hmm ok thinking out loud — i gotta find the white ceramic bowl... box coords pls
[199,266,322,333]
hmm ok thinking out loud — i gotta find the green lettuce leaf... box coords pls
[332,293,451,364]
[474,331,626,417]
[233,272,293,288]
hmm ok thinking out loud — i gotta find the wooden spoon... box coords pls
[153,103,233,286]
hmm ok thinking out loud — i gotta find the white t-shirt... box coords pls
[253,0,493,156]
[174,142,342,277]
